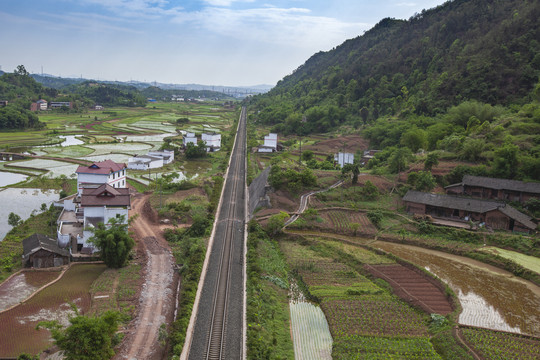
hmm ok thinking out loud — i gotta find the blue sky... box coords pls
[1,0,445,86]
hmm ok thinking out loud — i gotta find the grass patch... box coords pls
[246,221,294,360]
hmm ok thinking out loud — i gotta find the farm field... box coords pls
[280,236,443,359]
[460,327,540,360]
[290,301,332,360]
[373,241,540,337]
[0,263,106,358]
[291,209,378,236]
[481,246,540,274]
[0,269,61,312]
[364,264,453,315]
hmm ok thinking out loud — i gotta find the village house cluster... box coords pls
[183,132,222,152]
[22,160,131,268]
[403,175,539,234]
[30,99,73,111]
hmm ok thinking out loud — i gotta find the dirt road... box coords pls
[115,193,176,360]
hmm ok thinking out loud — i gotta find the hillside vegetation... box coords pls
[249,0,540,181]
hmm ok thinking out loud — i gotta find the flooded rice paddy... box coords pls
[0,270,61,312]
[58,135,84,146]
[0,188,60,241]
[373,241,540,336]
[0,172,27,187]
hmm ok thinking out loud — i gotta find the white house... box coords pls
[334,152,354,168]
[127,155,163,170]
[37,99,48,110]
[148,150,175,164]
[57,183,130,254]
[79,184,130,253]
[75,160,127,195]
[184,132,197,146]
[201,133,221,152]
[258,133,278,153]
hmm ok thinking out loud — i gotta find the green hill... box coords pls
[251,0,540,133]
[249,0,540,181]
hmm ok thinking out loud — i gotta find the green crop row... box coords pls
[461,327,540,360]
[333,335,442,360]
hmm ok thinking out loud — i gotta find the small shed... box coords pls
[22,234,70,268]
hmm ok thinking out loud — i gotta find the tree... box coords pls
[388,147,412,174]
[8,212,21,227]
[424,152,439,171]
[185,140,207,159]
[359,180,379,200]
[460,138,485,161]
[400,128,427,152]
[266,211,290,235]
[367,210,384,229]
[14,64,29,76]
[37,309,120,360]
[301,150,314,162]
[89,215,134,268]
[415,171,437,191]
[492,143,519,179]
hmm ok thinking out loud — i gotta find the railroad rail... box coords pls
[185,107,247,360]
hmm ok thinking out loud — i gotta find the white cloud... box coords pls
[203,0,256,6]
[172,6,366,49]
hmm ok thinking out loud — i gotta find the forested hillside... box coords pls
[252,0,539,131]
[250,0,540,181]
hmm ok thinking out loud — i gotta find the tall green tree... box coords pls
[388,147,412,173]
[89,215,134,268]
[492,143,519,179]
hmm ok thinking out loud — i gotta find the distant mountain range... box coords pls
[29,73,272,98]
[0,69,272,97]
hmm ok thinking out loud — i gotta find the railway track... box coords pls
[185,107,247,360]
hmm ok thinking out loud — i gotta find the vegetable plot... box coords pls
[461,327,540,360]
[333,335,443,360]
[322,298,429,338]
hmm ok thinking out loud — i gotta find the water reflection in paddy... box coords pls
[373,241,540,336]
[0,172,27,187]
[0,188,60,241]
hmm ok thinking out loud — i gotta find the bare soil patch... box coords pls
[303,134,369,154]
[269,189,301,213]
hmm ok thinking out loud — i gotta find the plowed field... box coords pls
[365,264,453,315]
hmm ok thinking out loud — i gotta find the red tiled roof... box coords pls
[81,184,130,207]
[76,160,126,175]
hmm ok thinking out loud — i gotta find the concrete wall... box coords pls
[248,166,271,216]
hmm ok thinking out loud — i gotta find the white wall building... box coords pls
[334,152,355,168]
[75,160,127,195]
[184,132,197,146]
[148,150,175,164]
[258,133,278,152]
[201,133,221,152]
[127,155,163,170]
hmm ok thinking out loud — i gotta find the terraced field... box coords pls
[365,264,453,315]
